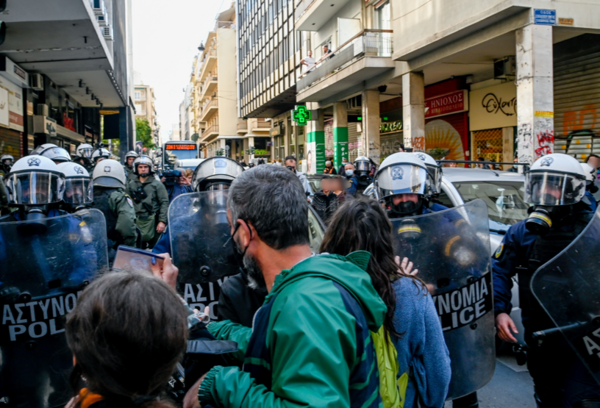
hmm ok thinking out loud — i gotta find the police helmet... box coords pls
[76,143,94,159]
[6,155,65,205]
[192,157,244,192]
[412,152,443,195]
[354,156,371,173]
[581,163,596,184]
[1,154,14,172]
[132,155,155,176]
[31,143,71,163]
[92,159,127,188]
[125,150,139,161]
[57,162,93,206]
[91,148,112,164]
[375,153,431,200]
[524,153,586,206]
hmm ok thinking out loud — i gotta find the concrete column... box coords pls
[502,127,514,171]
[333,102,349,169]
[516,25,554,167]
[306,102,325,174]
[402,72,425,151]
[248,136,255,162]
[362,90,381,163]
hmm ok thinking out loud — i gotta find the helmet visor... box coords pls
[64,178,93,204]
[377,164,429,198]
[356,160,370,172]
[42,148,71,162]
[426,164,443,195]
[78,147,93,159]
[524,171,586,206]
[7,172,64,205]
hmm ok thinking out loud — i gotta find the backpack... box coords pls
[371,327,409,408]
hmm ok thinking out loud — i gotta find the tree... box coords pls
[191,133,200,142]
[136,118,155,149]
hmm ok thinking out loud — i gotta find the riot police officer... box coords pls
[127,155,168,248]
[31,143,71,164]
[124,150,139,182]
[74,143,94,171]
[354,156,373,194]
[0,154,14,176]
[375,152,489,407]
[91,159,137,261]
[0,155,108,408]
[493,153,600,407]
[90,147,112,171]
[56,162,93,213]
[581,162,598,213]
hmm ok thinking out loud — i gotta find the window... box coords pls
[134,91,141,101]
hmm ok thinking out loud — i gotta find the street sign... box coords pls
[292,105,311,126]
[534,9,556,25]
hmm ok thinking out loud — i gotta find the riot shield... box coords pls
[170,191,241,320]
[0,209,108,408]
[531,210,600,385]
[390,199,495,399]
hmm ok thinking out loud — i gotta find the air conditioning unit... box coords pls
[494,56,516,79]
[37,104,49,117]
[102,25,113,41]
[29,73,44,91]
[91,0,106,16]
[97,14,109,27]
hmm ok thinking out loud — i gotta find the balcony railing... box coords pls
[215,20,235,30]
[295,0,316,23]
[255,120,271,129]
[201,76,218,97]
[237,122,248,132]
[202,124,219,140]
[297,29,393,91]
[200,98,218,120]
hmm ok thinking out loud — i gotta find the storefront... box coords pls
[0,57,27,159]
[469,81,517,168]
[379,96,403,162]
[423,81,469,163]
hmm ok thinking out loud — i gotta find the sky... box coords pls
[132,0,228,142]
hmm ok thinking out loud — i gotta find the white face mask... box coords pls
[345,170,354,177]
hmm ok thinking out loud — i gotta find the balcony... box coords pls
[201,124,220,143]
[200,98,219,122]
[296,0,352,31]
[296,30,395,103]
[201,76,218,99]
[237,121,248,134]
[248,118,271,133]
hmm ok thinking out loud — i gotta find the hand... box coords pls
[496,312,518,343]
[152,253,178,291]
[156,221,166,234]
[395,256,419,276]
[183,373,206,408]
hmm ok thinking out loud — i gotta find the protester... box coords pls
[311,176,339,224]
[168,168,193,202]
[284,155,312,196]
[183,165,387,408]
[65,257,187,408]
[338,157,348,175]
[320,198,452,408]
[323,160,337,174]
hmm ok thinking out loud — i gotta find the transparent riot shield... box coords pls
[0,209,108,408]
[169,191,240,320]
[531,211,600,385]
[390,199,495,399]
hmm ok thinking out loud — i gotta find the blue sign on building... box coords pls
[534,9,557,25]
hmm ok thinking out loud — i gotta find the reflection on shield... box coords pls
[532,210,600,386]
[169,191,242,320]
[390,200,495,399]
[0,209,108,407]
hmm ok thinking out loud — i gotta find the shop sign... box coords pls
[425,90,468,119]
[0,56,29,89]
[0,87,8,128]
[2,80,24,132]
[381,120,403,134]
[470,82,517,131]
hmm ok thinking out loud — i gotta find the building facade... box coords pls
[293,0,600,172]
[0,0,135,159]
[134,72,159,146]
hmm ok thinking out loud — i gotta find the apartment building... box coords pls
[0,0,135,159]
[134,72,159,145]
[295,0,600,172]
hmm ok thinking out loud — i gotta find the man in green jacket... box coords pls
[183,165,387,408]
[127,156,169,248]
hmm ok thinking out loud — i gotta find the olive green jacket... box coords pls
[125,166,137,182]
[126,177,169,224]
[108,189,138,247]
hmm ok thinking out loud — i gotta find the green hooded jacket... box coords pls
[200,252,387,408]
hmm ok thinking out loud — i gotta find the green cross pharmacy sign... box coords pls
[292,105,311,126]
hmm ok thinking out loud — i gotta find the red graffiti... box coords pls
[563,104,598,136]
[535,130,554,158]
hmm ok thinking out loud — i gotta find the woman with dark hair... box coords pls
[320,198,451,408]
[65,256,188,408]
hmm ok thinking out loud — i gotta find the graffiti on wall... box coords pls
[563,104,599,136]
[517,123,533,164]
